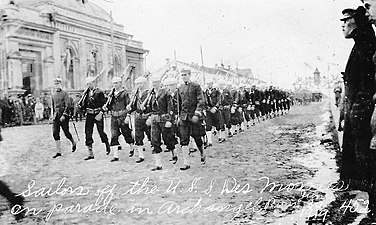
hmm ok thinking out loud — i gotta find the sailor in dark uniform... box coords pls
[148,76,179,171]
[126,76,152,163]
[204,80,222,147]
[51,77,76,158]
[177,69,206,170]
[78,76,110,160]
[102,77,135,162]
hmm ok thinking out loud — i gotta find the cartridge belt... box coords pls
[111,110,127,117]
[86,108,101,114]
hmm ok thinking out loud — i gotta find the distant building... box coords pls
[0,0,147,96]
[150,59,266,87]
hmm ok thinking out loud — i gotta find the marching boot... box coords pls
[241,122,245,132]
[189,138,198,155]
[180,146,191,170]
[151,153,162,171]
[128,143,135,157]
[219,130,225,143]
[111,146,119,162]
[205,131,213,148]
[203,135,208,148]
[105,141,111,155]
[70,138,77,152]
[198,145,206,165]
[136,145,145,163]
[69,138,77,152]
[227,128,233,138]
[231,126,236,135]
[84,144,94,160]
[218,131,223,143]
[169,148,178,164]
[53,140,62,158]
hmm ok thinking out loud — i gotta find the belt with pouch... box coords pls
[135,112,150,119]
[86,108,101,114]
[150,113,172,121]
[111,110,127,117]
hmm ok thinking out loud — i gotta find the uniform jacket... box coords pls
[109,89,130,112]
[83,87,106,110]
[221,89,233,106]
[239,90,248,106]
[232,90,241,105]
[178,81,204,120]
[204,88,221,108]
[52,89,72,118]
[150,88,173,115]
[135,89,150,114]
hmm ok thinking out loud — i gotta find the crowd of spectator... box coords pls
[0,93,84,127]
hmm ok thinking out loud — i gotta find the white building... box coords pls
[150,59,266,87]
[0,0,147,96]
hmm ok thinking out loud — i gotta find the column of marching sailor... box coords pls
[72,71,292,171]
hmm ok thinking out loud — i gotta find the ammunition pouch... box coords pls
[111,110,127,117]
[135,112,150,120]
[86,108,101,115]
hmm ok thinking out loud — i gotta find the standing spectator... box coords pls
[42,93,51,120]
[339,7,376,220]
[333,81,342,107]
[12,96,24,126]
[73,94,83,122]
[23,94,35,124]
[34,97,44,123]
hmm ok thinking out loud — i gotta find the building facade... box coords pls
[149,59,266,88]
[0,0,147,96]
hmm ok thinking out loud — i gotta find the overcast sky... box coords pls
[91,0,361,88]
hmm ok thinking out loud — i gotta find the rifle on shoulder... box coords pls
[76,67,107,109]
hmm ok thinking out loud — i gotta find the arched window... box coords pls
[108,53,121,80]
[65,47,74,89]
[88,49,102,77]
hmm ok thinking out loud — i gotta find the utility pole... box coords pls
[110,11,115,76]
[200,46,205,85]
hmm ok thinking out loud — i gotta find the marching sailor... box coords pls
[102,76,135,162]
[51,77,77,158]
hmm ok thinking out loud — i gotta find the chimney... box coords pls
[166,58,170,65]
[228,65,231,70]
[214,63,218,68]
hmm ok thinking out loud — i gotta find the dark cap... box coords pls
[340,8,356,21]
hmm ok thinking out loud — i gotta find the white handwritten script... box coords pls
[10,176,355,222]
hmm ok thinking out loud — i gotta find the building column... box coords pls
[7,56,22,90]
[79,38,87,90]
[44,46,54,90]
